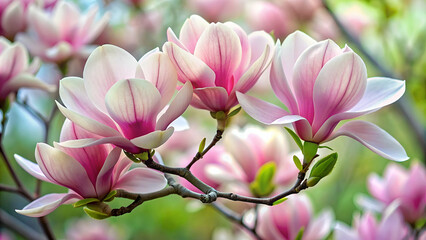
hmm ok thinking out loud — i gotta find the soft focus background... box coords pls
[0,0,425,239]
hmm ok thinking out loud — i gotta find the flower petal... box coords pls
[166,28,187,50]
[105,79,161,139]
[95,147,121,198]
[193,86,229,112]
[27,5,60,45]
[194,23,242,92]
[130,128,174,149]
[163,42,215,88]
[179,15,209,53]
[115,168,167,194]
[52,1,80,40]
[1,74,55,99]
[156,81,193,130]
[57,136,139,153]
[0,43,28,81]
[224,22,251,80]
[2,1,25,37]
[83,44,138,113]
[138,52,177,108]
[16,193,81,217]
[14,154,51,183]
[327,121,408,161]
[36,143,96,197]
[304,210,334,240]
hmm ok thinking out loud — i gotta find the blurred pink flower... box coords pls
[257,195,333,240]
[164,15,273,112]
[206,126,298,193]
[66,218,122,240]
[0,37,54,100]
[17,1,109,63]
[335,206,413,240]
[368,163,426,223]
[56,45,193,153]
[237,31,408,161]
[186,0,243,22]
[14,120,167,217]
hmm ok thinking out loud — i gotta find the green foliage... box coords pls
[295,227,305,240]
[272,197,288,206]
[293,155,303,171]
[103,190,117,202]
[303,141,318,163]
[310,153,338,179]
[198,138,206,154]
[284,127,303,151]
[83,206,110,220]
[250,162,277,197]
[228,106,241,118]
[73,198,99,208]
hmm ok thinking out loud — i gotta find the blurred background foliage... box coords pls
[0,0,424,239]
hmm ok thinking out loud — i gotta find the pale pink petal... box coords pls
[236,92,290,124]
[0,43,28,80]
[130,128,174,149]
[27,5,60,45]
[166,28,187,50]
[95,148,121,198]
[248,31,275,65]
[16,193,81,217]
[78,7,110,45]
[57,137,139,154]
[270,41,298,113]
[280,31,317,84]
[377,207,407,240]
[327,121,408,161]
[52,1,80,40]
[367,174,387,203]
[179,15,209,53]
[83,44,138,113]
[292,40,342,122]
[304,210,334,239]
[258,208,285,240]
[193,86,229,112]
[156,81,192,130]
[45,42,72,62]
[105,79,161,139]
[14,154,51,183]
[139,52,177,108]
[115,168,167,194]
[189,93,210,110]
[224,22,251,79]
[312,52,367,132]
[194,23,242,92]
[2,1,25,37]
[163,42,215,88]
[59,77,117,129]
[56,101,121,137]
[1,74,55,99]
[334,223,358,240]
[35,143,96,197]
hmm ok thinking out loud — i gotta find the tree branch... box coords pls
[186,128,224,169]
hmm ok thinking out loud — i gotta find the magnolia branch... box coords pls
[186,129,224,169]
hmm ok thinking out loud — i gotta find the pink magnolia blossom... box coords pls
[257,195,333,240]
[237,31,407,161]
[334,206,416,240]
[206,126,298,194]
[163,15,273,113]
[16,0,109,63]
[14,120,167,217]
[56,44,193,153]
[0,37,54,100]
[186,0,243,22]
[368,163,426,223]
[66,218,122,240]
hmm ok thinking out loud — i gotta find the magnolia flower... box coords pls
[56,44,193,153]
[14,120,167,217]
[0,37,54,101]
[237,31,408,161]
[368,163,426,223]
[164,15,273,113]
[257,195,333,240]
[17,1,109,63]
[185,0,243,22]
[334,206,412,240]
[66,218,122,240]
[206,126,298,195]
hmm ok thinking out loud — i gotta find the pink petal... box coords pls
[270,41,298,113]
[156,81,193,130]
[16,193,80,217]
[57,136,139,154]
[14,154,51,183]
[327,121,408,161]
[248,31,275,66]
[2,1,25,37]
[52,1,80,41]
[1,74,55,99]
[367,174,387,203]
[166,28,187,50]
[312,52,367,132]
[280,30,317,85]
[193,86,229,112]
[194,23,242,92]
[0,43,28,80]
[292,40,342,122]
[138,52,177,108]
[130,128,174,149]
[27,5,60,46]
[56,101,120,138]
[163,42,215,88]
[35,143,96,197]
[59,77,117,129]
[44,41,73,62]
[83,44,138,113]
[304,210,334,240]
[179,15,209,53]
[236,92,290,124]
[95,147,121,198]
[224,22,251,80]
[76,6,110,45]
[115,168,167,194]
[105,79,161,139]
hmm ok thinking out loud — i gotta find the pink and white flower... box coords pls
[368,163,426,223]
[17,0,109,63]
[257,194,333,240]
[56,44,193,153]
[0,37,54,100]
[164,15,273,113]
[237,31,407,161]
[185,0,243,22]
[15,120,167,217]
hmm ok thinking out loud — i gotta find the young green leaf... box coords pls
[124,151,141,163]
[228,106,241,117]
[103,190,117,202]
[309,153,338,179]
[284,127,303,151]
[73,198,99,208]
[295,227,305,240]
[83,207,109,220]
[303,141,318,162]
[198,138,206,154]
[306,177,321,187]
[250,162,277,197]
[272,197,288,206]
[319,145,334,151]
[293,155,303,171]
